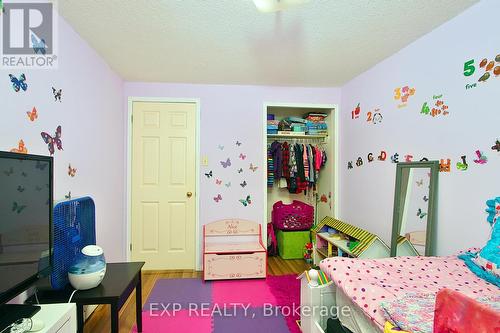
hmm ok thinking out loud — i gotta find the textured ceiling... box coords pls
[57,0,477,86]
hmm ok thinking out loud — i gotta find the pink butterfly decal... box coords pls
[40,125,63,155]
[220,158,231,168]
[473,150,488,164]
[239,153,246,160]
[213,194,222,203]
[215,179,222,185]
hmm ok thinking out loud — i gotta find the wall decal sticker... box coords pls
[52,87,62,102]
[26,107,38,122]
[213,194,222,203]
[237,168,243,173]
[9,74,28,92]
[421,94,449,117]
[351,103,361,119]
[356,157,363,167]
[423,196,429,202]
[456,155,469,171]
[17,185,25,192]
[417,208,427,219]
[367,108,383,124]
[204,170,213,178]
[320,194,328,203]
[491,139,500,152]
[239,153,246,160]
[31,34,46,54]
[473,150,488,164]
[12,201,27,214]
[40,125,63,155]
[367,153,374,162]
[347,161,353,169]
[378,151,387,161]
[439,159,451,172]
[225,181,231,188]
[394,85,416,108]
[215,179,222,185]
[420,157,429,162]
[240,180,247,188]
[239,195,252,207]
[217,144,224,150]
[236,141,242,146]
[391,153,399,163]
[68,164,77,177]
[10,139,28,154]
[463,54,499,89]
[249,163,258,172]
[220,158,231,168]
[416,179,424,187]
[65,191,72,200]
[404,154,413,162]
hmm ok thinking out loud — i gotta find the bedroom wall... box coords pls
[1,17,125,261]
[124,83,341,266]
[339,0,499,255]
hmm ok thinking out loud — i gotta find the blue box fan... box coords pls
[51,196,96,290]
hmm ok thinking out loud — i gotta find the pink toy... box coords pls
[203,219,266,280]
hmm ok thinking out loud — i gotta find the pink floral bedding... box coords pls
[319,255,499,329]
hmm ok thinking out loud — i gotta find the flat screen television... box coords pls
[0,152,53,304]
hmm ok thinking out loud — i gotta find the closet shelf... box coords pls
[267,134,328,140]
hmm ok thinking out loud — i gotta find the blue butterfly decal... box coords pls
[31,34,46,54]
[417,208,427,219]
[12,202,27,214]
[9,74,28,92]
[220,158,231,168]
[239,195,252,207]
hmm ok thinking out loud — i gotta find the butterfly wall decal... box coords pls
[237,168,243,174]
[213,194,222,203]
[27,107,38,122]
[225,182,231,188]
[52,87,62,102]
[204,170,213,178]
[215,179,222,185]
[240,180,247,188]
[220,158,231,168]
[239,195,252,207]
[217,145,224,150]
[10,140,28,154]
[31,34,46,54]
[236,141,242,146]
[249,163,258,172]
[9,74,28,92]
[3,167,14,176]
[68,164,77,177]
[239,153,246,160]
[36,161,48,170]
[65,191,72,200]
[423,196,429,202]
[416,208,427,219]
[17,185,25,192]
[21,172,27,177]
[416,179,423,187]
[40,125,63,155]
[12,202,27,214]
[491,140,500,152]
[473,150,488,164]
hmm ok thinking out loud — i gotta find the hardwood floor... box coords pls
[84,257,311,333]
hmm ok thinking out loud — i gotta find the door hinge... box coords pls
[129,243,132,251]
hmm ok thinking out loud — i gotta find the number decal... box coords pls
[463,59,475,77]
[366,112,372,122]
[394,88,401,100]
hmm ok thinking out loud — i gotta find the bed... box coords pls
[319,254,499,333]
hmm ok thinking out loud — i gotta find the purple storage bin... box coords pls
[267,114,275,120]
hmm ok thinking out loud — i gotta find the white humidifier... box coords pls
[68,245,106,290]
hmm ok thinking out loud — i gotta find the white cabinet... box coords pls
[31,303,76,333]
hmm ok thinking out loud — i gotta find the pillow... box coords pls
[459,196,500,286]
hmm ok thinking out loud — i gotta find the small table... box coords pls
[30,262,144,333]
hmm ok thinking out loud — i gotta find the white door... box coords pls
[131,101,196,270]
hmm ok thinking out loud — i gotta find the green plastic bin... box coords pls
[276,230,311,260]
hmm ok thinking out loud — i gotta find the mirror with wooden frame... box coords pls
[391,161,439,257]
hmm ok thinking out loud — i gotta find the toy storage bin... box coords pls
[277,230,310,259]
[272,200,314,231]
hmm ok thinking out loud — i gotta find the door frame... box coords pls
[262,102,340,237]
[126,97,201,270]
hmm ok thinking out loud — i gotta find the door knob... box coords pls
[187,192,193,198]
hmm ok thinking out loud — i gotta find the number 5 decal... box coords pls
[464,59,475,76]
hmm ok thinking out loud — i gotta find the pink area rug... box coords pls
[131,275,301,333]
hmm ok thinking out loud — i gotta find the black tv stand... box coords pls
[0,304,41,332]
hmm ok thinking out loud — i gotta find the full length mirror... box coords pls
[391,161,439,256]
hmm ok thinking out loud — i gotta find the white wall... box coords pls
[339,0,499,255]
[1,17,125,261]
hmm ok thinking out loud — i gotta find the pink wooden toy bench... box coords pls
[203,219,267,280]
